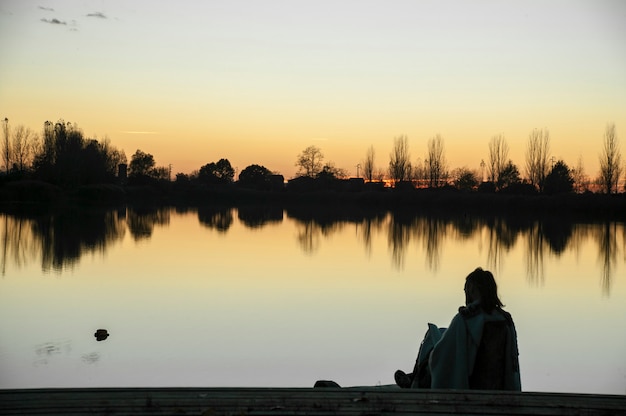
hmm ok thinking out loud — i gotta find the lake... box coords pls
[0,205,624,394]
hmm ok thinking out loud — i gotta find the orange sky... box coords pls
[1,1,625,178]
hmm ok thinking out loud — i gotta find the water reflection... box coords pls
[33,339,71,367]
[0,206,623,295]
[127,206,170,240]
[238,204,283,228]
[5,208,127,272]
[286,205,386,255]
[198,206,233,232]
[596,222,620,296]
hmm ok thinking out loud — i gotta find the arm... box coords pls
[429,313,473,389]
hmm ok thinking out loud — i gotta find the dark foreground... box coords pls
[1,388,625,416]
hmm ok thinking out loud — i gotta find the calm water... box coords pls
[0,205,624,394]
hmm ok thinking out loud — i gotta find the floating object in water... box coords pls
[94,329,109,341]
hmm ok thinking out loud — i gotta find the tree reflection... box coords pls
[525,222,545,284]
[197,206,233,232]
[1,206,622,295]
[296,220,321,254]
[387,211,413,269]
[31,208,126,271]
[596,222,619,296]
[127,206,170,240]
[287,205,384,255]
[358,214,387,257]
[542,219,574,254]
[238,205,283,228]
[485,217,522,273]
[1,214,39,275]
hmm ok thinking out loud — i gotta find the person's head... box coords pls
[464,267,503,312]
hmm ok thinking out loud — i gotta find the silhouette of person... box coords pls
[395,267,521,390]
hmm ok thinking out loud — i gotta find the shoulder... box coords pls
[458,302,481,318]
[495,308,514,326]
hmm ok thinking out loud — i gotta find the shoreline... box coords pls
[0,180,625,221]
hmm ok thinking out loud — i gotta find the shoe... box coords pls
[394,370,412,388]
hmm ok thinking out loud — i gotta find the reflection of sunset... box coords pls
[0,209,624,393]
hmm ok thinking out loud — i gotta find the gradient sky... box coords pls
[1,1,625,178]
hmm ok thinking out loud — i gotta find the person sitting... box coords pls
[395,267,521,390]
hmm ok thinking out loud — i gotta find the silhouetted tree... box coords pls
[296,145,324,177]
[426,134,446,187]
[488,134,509,189]
[198,158,234,184]
[389,135,411,185]
[543,160,574,195]
[2,118,10,174]
[36,121,55,177]
[571,156,589,193]
[412,157,427,188]
[239,164,273,190]
[317,162,347,180]
[525,128,551,191]
[32,120,106,187]
[152,166,170,181]
[599,123,622,194]
[499,160,521,189]
[53,122,83,181]
[98,137,126,178]
[129,149,155,179]
[11,125,38,173]
[175,172,190,183]
[80,140,108,184]
[363,145,375,182]
[451,167,478,191]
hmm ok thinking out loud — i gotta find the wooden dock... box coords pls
[1,387,625,415]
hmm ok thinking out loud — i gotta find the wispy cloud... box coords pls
[38,6,54,12]
[121,131,160,135]
[41,18,66,25]
[86,12,107,19]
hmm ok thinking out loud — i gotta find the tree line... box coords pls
[354,124,622,195]
[1,118,623,195]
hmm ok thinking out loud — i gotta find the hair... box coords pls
[465,267,504,312]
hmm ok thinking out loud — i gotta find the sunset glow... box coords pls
[1,1,625,179]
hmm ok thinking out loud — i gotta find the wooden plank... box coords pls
[1,388,625,416]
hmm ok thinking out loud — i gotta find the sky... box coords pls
[1,1,625,179]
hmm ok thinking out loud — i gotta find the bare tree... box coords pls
[388,135,411,185]
[525,128,551,191]
[374,167,386,182]
[488,134,509,188]
[426,134,447,187]
[412,157,427,188]
[11,125,38,172]
[599,123,622,194]
[571,155,589,193]
[295,145,324,178]
[362,145,375,182]
[2,118,10,174]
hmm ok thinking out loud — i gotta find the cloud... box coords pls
[41,18,66,25]
[38,6,54,12]
[86,11,107,19]
[120,131,159,135]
